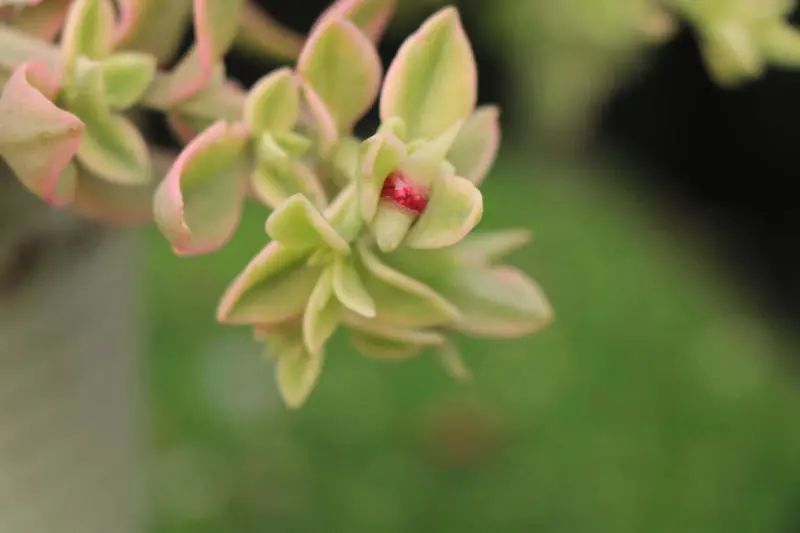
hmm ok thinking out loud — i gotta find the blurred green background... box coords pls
[145,155,800,533]
[143,2,800,532]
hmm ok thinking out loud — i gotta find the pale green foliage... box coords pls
[0,1,551,408]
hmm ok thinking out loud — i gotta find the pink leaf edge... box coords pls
[153,120,249,256]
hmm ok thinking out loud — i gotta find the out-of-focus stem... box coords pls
[234,1,304,63]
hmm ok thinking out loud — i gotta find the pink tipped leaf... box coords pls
[244,68,299,135]
[265,194,350,254]
[64,61,151,184]
[61,0,114,64]
[380,7,477,141]
[153,120,249,256]
[316,0,396,43]
[298,17,381,134]
[0,62,83,206]
[143,0,244,106]
[100,52,156,109]
[447,105,501,186]
[358,130,405,222]
[217,241,322,325]
[404,174,483,249]
[357,242,460,328]
[442,266,553,338]
[115,0,193,64]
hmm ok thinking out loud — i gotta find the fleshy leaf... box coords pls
[447,105,501,185]
[317,0,396,43]
[154,120,248,256]
[349,330,422,360]
[325,183,364,242]
[405,174,483,249]
[115,0,193,64]
[101,52,156,109]
[301,81,339,156]
[399,119,463,188]
[455,229,531,265]
[273,330,324,408]
[61,0,114,64]
[437,341,471,381]
[298,17,381,132]
[244,68,299,135]
[371,201,415,252]
[266,194,350,253]
[380,7,477,140]
[0,62,83,206]
[65,62,151,184]
[357,242,459,328]
[303,266,340,355]
[142,0,244,106]
[332,256,375,318]
[251,160,327,210]
[217,241,321,325]
[441,266,553,338]
[359,130,405,222]
[343,310,445,346]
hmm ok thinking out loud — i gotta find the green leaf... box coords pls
[61,0,114,63]
[298,17,381,132]
[244,68,299,135]
[357,242,459,328]
[371,202,416,252]
[324,184,364,242]
[153,120,248,255]
[274,334,324,408]
[380,7,477,140]
[303,267,340,355]
[405,174,483,249]
[116,0,193,64]
[447,105,501,185]
[701,23,764,85]
[266,194,350,254]
[399,119,463,188]
[332,256,375,318]
[317,0,396,42]
[301,81,339,156]
[348,330,422,361]
[0,62,83,206]
[455,229,531,265]
[65,61,151,184]
[436,341,471,381]
[101,52,156,109]
[440,266,553,338]
[141,0,244,106]
[343,310,445,347]
[218,241,322,325]
[251,160,327,211]
[358,130,405,222]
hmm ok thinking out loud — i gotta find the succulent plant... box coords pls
[0,0,553,407]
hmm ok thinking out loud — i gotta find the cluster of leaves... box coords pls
[494,0,800,146]
[671,0,800,84]
[0,0,552,407]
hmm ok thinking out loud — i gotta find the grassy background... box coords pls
[144,152,800,533]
